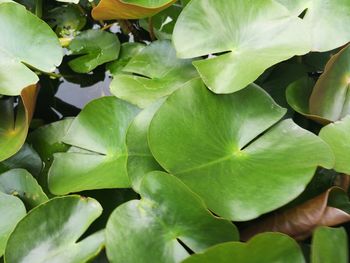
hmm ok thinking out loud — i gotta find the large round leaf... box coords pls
[149,79,334,221]
[0,2,62,95]
[0,192,26,257]
[0,169,48,208]
[319,116,350,174]
[110,40,198,108]
[182,232,305,263]
[173,0,310,94]
[106,171,238,263]
[92,0,176,20]
[4,196,104,263]
[48,97,139,194]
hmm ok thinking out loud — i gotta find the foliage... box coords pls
[1,0,350,262]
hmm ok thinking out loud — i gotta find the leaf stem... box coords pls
[35,0,43,18]
[148,17,156,41]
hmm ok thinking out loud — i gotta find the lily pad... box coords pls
[311,226,348,263]
[106,171,238,263]
[173,0,310,94]
[319,116,350,174]
[92,0,176,20]
[0,2,62,95]
[0,192,26,257]
[182,232,305,263]
[68,29,120,73]
[0,169,48,209]
[4,196,104,263]
[110,40,198,108]
[149,79,334,221]
[48,97,139,194]
[0,85,38,161]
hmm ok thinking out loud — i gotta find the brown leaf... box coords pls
[241,187,350,241]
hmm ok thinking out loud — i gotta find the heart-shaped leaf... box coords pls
[92,0,176,20]
[311,226,348,263]
[182,232,305,263]
[106,171,238,263]
[0,2,62,95]
[173,0,310,94]
[0,192,26,257]
[319,116,350,174]
[149,79,334,221]
[0,169,48,208]
[0,85,38,161]
[4,195,104,263]
[241,187,350,241]
[110,40,198,108]
[68,29,120,73]
[48,97,139,194]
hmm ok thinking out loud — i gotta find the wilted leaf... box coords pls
[110,40,198,108]
[311,226,348,263]
[182,232,305,263]
[48,97,139,194]
[4,196,104,263]
[68,30,120,73]
[92,0,176,20]
[0,85,39,161]
[106,171,238,263]
[148,79,334,221]
[173,0,310,94]
[0,2,62,95]
[241,187,350,241]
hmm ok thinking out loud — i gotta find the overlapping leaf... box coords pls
[110,40,198,108]
[48,97,139,194]
[106,171,238,263]
[149,79,334,221]
[4,196,104,263]
[92,0,176,20]
[0,2,62,95]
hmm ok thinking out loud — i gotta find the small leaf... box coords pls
[110,40,198,108]
[0,169,48,209]
[149,79,334,221]
[0,192,26,257]
[106,171,238,263]
[48,97,139,194]
[92,0,177,20]
[311,226,348,263]
[4,196,104,263]
[68,30,120,73]
[182,232,305,263]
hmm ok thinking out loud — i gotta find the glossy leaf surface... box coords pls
[48,97,139,194]
[182,232,305,263]
[149,80,334,221]
[110,40,198,108]
[4,196,104,263]
[173,0,310,94]
[106,171,238,263]
[0,2,62,95]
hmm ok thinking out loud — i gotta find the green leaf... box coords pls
[110,40,198,108]
[173,0,310,94]
[311,227,348,263]
[92,0,176,20]
[0,192,26,257]
[106,42,145,75]
[0,169,48,209]
[68,30,120,73]
[319,116,350,174]
[149,79,334,221]
[182,232,305,263]
[0,2,62,95]
[48,97,139,194]
[4,196,104,263]
[106,171,238,263]
[126,101,164,191]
